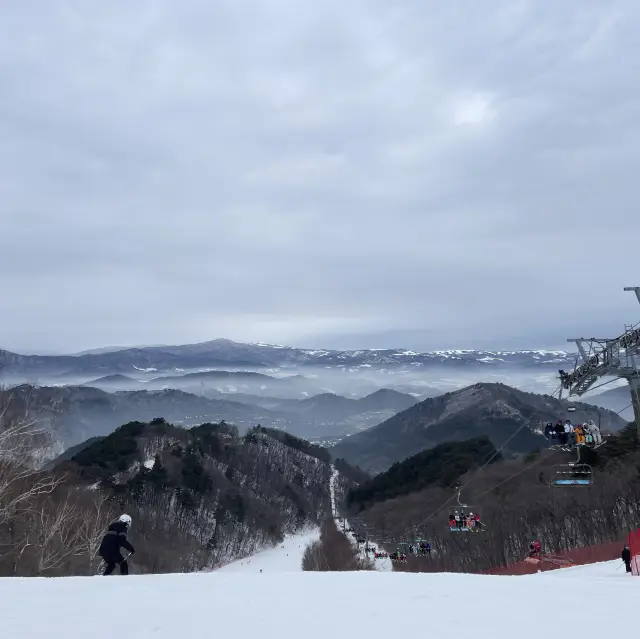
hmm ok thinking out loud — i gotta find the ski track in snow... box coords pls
[2,560,634,638]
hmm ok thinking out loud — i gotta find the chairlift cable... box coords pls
[580,377,622,395]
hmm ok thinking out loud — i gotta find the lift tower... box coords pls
[559,287,640,435]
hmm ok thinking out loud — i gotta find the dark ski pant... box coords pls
[625,560,632,573]
[102,554,129,575]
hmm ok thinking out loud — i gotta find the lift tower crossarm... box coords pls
[560,287,640,431]
[566,339,590,363]
[624,287,640,304]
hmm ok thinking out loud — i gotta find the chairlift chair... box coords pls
[449,486,484,532]
[553,464,593,485]
[552,445,593,485]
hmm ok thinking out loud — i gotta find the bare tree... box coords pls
[75,492,116,573]
[302,519,373,571]
[34,493,84,574]
[0,387,69,573]
[10,491,83,575]
[0,399,61,528]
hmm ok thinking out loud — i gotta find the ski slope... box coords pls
[216,528,319,572]
[330,465,393,571]
[2,560,634,638]
[216,464,369,574]
[536,559,628,579]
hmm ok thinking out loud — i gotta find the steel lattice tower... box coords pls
[559,287,640,432]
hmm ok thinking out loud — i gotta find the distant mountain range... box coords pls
[80,370,315,398]
[0,384,419,450]
[0,338,575,382]
[332,382,628,473]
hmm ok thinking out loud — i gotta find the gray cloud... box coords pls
[1,0,639,353]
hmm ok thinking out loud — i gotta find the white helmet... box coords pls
[118,514,132,527]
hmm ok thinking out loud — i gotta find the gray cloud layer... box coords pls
[1,1,639,353]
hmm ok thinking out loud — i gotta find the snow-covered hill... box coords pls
[2,561,632,638]
[0,339,575,382]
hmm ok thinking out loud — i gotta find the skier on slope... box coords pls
[99,514,135,575]
[622,545,632,573]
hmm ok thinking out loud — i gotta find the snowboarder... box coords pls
[622,545,632,573]
[99,514,135,575]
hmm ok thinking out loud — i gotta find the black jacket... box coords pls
[99,521,135,560]
[622,547,631,563]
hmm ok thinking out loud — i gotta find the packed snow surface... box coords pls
[216,528,319,573]
[535,559,627,578]
[2,560,633,638]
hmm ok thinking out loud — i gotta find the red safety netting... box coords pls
[628,528,640,575]
[483,539,624,575]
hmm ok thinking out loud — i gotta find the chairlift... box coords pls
[456,485,468,508]
[552,445,593,486]
[567,405,577,413]
[553,464,592,485]
[448,486,484,532]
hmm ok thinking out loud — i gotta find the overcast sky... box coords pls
[1,1,639,354]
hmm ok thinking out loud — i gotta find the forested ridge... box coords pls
[0,397,334,576]
[347,436,500,511]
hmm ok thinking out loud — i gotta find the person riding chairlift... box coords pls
[564,420,574,446]
[585,420,602,445]
[544,422,554,443]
